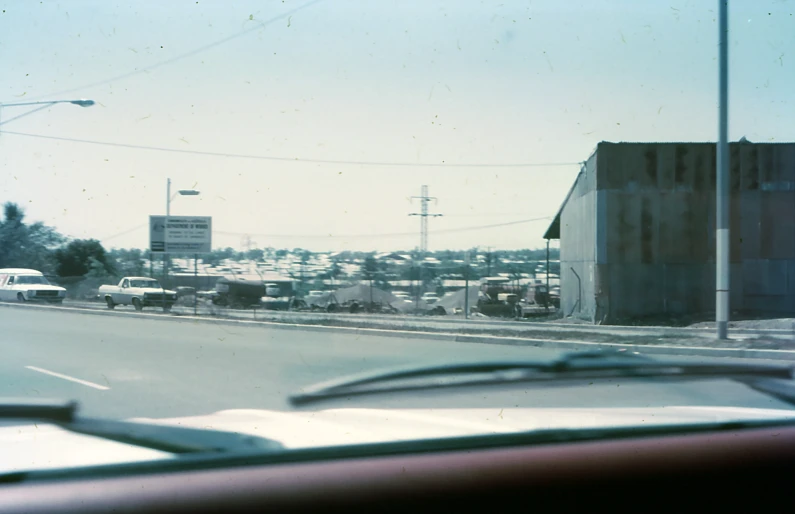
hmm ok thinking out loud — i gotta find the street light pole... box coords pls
[165,178,171,291]
[0,99,95,128]
[163,178,201,310]
[716,0,730,340]
[464,251,470,320]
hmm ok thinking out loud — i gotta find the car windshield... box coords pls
[1,0,794,476]
[130,280,160,288]
[15,276,49,285]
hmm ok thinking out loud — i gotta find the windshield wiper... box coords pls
[288,350,795,407]
[0,399,284,454]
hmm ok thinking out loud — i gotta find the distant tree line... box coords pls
[0,202,115,279]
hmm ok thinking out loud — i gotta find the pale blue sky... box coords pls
[1,0,793,251]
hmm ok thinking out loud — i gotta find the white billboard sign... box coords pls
[150,215,212,253]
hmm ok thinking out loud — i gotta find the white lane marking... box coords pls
[25,366,110,391]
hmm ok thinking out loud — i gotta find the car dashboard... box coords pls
[0,423,793,513]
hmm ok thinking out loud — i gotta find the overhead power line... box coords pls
[0,130,580,169]
[99,224,147,242]
[16,0,325,103]
[99,216,553,244]
[214,217,552,240]
[98,216,552,247]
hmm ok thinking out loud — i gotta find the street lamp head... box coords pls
[70,99,95,107]
[178,189,200,196]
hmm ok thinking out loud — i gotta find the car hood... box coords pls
[3,405,795,475]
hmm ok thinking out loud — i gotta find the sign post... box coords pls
[194,253,198,316]
[150,215,211,315]
[150,216,212,254]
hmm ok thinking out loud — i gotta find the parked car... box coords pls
[0,268,66,304]
[421,292,440,304]
[98,277,177,311]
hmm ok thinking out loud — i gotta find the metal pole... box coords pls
[164,178,170,312]
[194,253,198,316]
[545,239,550,313]
[716,0,730,340]
[464,252,470,319]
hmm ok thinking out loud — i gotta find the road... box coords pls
[1,306,792,420]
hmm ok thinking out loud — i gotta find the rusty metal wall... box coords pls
[558,152,599,320]
[594,142,795,322]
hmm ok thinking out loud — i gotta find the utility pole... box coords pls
[716,0,730,340]
[464,251,470,319]
[165,178,171,290]
[485,247,494,277]
[545,239,550,313]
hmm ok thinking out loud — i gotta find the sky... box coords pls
[1,0,793,252]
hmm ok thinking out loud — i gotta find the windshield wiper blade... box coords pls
[0,400,284,455]
[288,350,795,407]
[0,399,78,423]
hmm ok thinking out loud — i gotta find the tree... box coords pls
[362,256,377,277]
[329,260,343,283]
[85,256,113,278]
[246,248,264,261]
[54,239,114,277]
[109,248,146,276]
[0,202,63,272]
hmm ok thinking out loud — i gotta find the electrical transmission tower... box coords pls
[409,185,443,255]
[241,235,256,253]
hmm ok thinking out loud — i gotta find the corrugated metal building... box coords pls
[544,141,795,323]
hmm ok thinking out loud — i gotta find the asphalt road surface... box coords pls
[1,306,792,420]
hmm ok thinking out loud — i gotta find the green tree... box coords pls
[246,248,264,261]
[0,202,63,272]
[54,239,114,277]
[109,248,146,276]
[84,256,115,283]
[329,260,343,283]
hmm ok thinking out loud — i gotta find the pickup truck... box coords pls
[98,277,177,311]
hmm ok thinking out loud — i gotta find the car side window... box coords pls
[7,276,14,285]
[122,279,129,288]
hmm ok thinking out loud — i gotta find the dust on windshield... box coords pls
[0,1,792,447]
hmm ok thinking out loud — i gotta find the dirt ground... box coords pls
[545,312,795,331]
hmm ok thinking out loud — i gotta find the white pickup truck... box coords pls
[98,277,177,311]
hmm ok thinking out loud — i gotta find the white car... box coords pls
[421,293,440,304]
[0,268,66,304]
